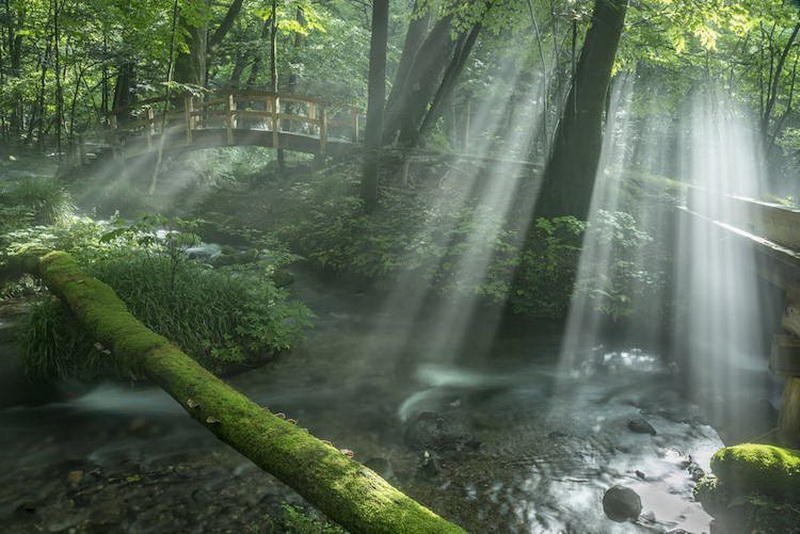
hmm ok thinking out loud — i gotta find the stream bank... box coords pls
[0,264,734,533]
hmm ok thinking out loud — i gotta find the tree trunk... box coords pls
[360,0,389,212]
[384,0,431,125]
[11,251,466,534]
[268,0,285,171]
[112,61,136,123]
[536,0,628,219]
[383,16,457,145]
[247,18,271,87]
[53,0,64,158]
[208,0,245,54]
[174,1,210,88]
[417,23,482,142]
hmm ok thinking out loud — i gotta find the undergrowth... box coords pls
[3,216,312,380]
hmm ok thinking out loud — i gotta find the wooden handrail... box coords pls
[108,90,361,118]
[96,89,364,161]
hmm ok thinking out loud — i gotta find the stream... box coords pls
[0,266,722,533]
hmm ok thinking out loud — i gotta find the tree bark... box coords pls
[10,251,466,534]
[536,0,628,219]
[360,0,389,212]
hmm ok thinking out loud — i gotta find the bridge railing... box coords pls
[107,91,363,156]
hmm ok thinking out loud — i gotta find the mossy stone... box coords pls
[711,443,800,499]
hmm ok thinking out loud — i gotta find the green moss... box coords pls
[711,443,800,499]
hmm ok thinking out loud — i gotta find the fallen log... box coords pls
[19,251,466,534]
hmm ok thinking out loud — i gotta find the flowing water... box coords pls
[0,265,726,533]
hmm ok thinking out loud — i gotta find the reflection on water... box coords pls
[0,269,720,533]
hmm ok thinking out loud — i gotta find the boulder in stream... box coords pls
[627,417,657,435]
[403,411,470,452]
[602,485,642,522]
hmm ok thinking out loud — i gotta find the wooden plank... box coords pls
[319,105,328,156]
[271,95,280,149]
[771,333,800,376]
[146,108,154,150]
[352,110,360,143]
[226,94,236,145]
[184,95,194,145]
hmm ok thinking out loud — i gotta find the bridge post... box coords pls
[308,102,316,136]
[146,107,154,150]
[319,104,328,156]
[184,95,194,145]
[226,94,236,145]
[108,114,121,160]
[352,110,360,143]
[78,134,86,166]
[271,95,280,150]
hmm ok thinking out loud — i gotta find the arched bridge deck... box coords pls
[98,91,363,160]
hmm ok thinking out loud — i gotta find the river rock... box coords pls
[403,411,467,451]
[417,450,440,478]
[602,485,642,522]
[627,418,657,435]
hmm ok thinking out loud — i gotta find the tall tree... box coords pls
[536,0,628,219]
[360,0,389,212]
[174,0,245,88]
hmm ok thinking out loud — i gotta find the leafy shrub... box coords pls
[505,216,586,317]
[576,210,659,320]
[266,170,661,318]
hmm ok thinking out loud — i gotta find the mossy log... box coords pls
[23,251,466,534]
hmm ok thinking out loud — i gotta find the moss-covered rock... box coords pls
[695,445,800,534]
[711,443,800,499]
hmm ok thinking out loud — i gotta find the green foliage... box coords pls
[267,169,659,319]
[506,216,585,317]
[578,210,657,320]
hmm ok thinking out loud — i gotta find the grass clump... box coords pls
[0,177,74,227]
[23,250,312,379]
[7,215,312,380]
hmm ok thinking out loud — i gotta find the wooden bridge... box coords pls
[680,192,800,444]
[71,91,364,164]
[65,90,544,175]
